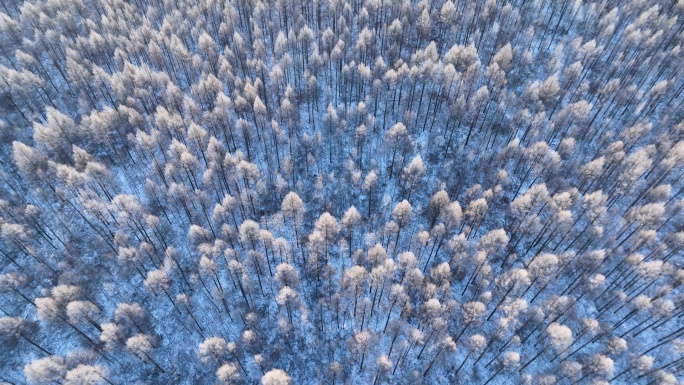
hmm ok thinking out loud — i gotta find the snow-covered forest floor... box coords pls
[0,0,683,383]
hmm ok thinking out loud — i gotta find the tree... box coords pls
[349,330,375,371]
[341,206,362,259]
[488,268,530,320]
[464,198,489,238]
[390,200,412,253]
[33,107,79,163]
[274,263,300,289]
[535,73,560,107]
[527,253,559,302]
[64,365,112,385]
[239,220,261,250]
[100,323,121,351]
[216,363,240,384]
[276,286,300,324]
[24,356,67,384]
[281,192,305,249]
[0,317,52,355]
[342,265,368,317]
[364,170,378,217]
[366,243,388,267]
[199,337,228,364]
[323,103,340,163]
[144,269,178,314]
[402,156,425,200]
[427,189,450,228]
[483,351,520,385]
[373,354,393,384]
[261,369,292,385]
[0,272,33,306]
[455,302,486,342]
[520,322,572,371]
[581,354,614,382]
[114,303,146,334]
[385,123,411,180]
[126,334,165,372]
[314,212,341,263]
[455,333,485,377]
[66,300,102,332]
[440,202,463,233]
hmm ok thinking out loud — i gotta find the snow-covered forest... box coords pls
[0,0,683,382]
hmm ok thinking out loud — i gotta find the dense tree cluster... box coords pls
[0,0,683,383]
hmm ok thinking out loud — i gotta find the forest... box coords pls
[0,0,683,383]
